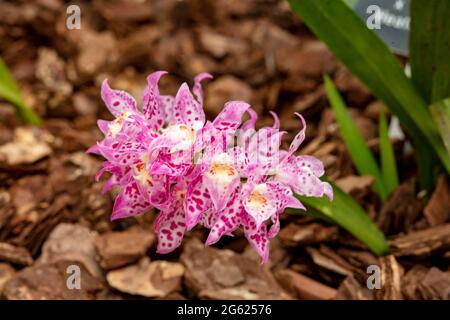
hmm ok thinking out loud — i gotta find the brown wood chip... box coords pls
[389,223,450,257]
[377,181,423,235]
[95,228,155,270]
[0,242,33,266]
[275,269,337,300]
[374,255,404,300]
[335,275,373,300]
[417,267,450,300]
[278,223,338,246]
[424,175,450,226]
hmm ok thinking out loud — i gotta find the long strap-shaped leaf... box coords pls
[0,57,42,125]
[410,0,450,103]
[324,75,388,200]
[288,0,450,174]
[379,110,399,195]
[294,185,388,256]
[430,98,450,158]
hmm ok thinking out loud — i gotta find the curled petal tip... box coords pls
[146,70,168,83]
[195,72,213,82]
[269,111,280,129]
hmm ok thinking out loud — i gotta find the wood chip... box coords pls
[335,175,374,195]
[278,223,338,246]
[205,75,253,115]
[3,260,103,300]
[0,263,15,295]
[95,228,155,270]
[0,242,33,266]
[335,275,373,300]
[106,258,184,298]
[424,175,450,226]
[306,246,353,277]
[180,238,289,300]
[0,128,52,166]
[402,265,429,300]
[389,223,450,257]
[417,267,450,300]
[275,269,336,300]
[39,223,101,279]
[374,255,403,300]
[377,181,423,234]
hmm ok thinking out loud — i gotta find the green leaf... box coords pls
[342,0,358,7]
[292,185,388,256]
[410,0,450,103]
[430,98,450,158]
[379,110,399,195]
[324,75,388,201]
[0,57,42,125]
[287,0,450,174]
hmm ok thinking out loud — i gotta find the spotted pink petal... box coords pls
[246,128,286,171]
[142,71,167,131]
[276,163,332,200]
[96,140,143,166]
[205,189,244,246]
[192,72,213,105]
[213,101,251,146]
[111,181,151,221]
[287,112,306,157]
[101,79,137,117]
[172,83,205,127]
[265,181,305,211]
[193,121,215,154]
[161,95,175,124]
[268,111,280,130]
[149,152,192,177]
[185,176,212,230]
[241,107,258,132]
[86,144,100,155]
[243,215,269,264]
[155,200,186,254]
[97,119,110,135]
[296,155,325,177]
[227,146,251,176]
[102,175,120,194]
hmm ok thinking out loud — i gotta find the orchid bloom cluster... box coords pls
[88,71,332,263]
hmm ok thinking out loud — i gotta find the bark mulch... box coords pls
[0,0,449,300]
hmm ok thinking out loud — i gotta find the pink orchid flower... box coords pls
[90,71,333,263]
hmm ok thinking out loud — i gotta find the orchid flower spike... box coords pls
[90,71,333,263]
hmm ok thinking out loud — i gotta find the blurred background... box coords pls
[0,0,448,300]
